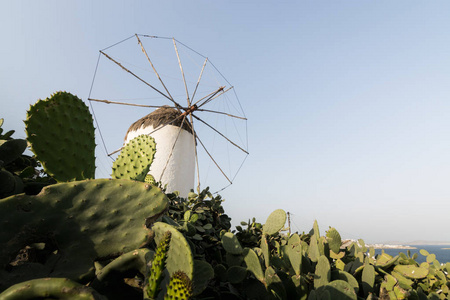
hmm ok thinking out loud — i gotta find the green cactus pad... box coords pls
[265,266,286,299]
[221,232,243,255]
[262,209,286,235]
[312,220,320,237]
[375,253,399,269]
[0,278,106,300]
[146,231,171,299]
[97,248,153,282]
[225,252,244,267]
[393,265,429,279]
[112,134,156,182]
[226,266,247,284]
[243,248,264,284]
[308,234,320,263]
[326,227,341,254]
[0,179,168,290]
[260,234,270,268]
[419,249,429,256]
[192,260,214,295]
[308,290,318,300]
[317,280,357,300]
[152,222,194,279]
[287,234,302,276]
[25,91,95,182]
[214,264,227,282]
[391,271,413,290]
[382,274,397,291]
[318,236,330,259]
[291,275,308,300]
[331,270,359,294]
[164,271,193,300]
[361,264,375,296]
[314,255,331,288]
[93,248,154,299]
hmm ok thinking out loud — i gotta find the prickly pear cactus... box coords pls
[325,227,341,255]
[152,222,194,279]
[262,209,286,235]
[243,248,265,284]
[0,179,169,291]
[0,278,106,300]
[164,271,193,300]
[112,134,156,182]
[221,232,243,255]
[90,248,154,300]
[146,231,171,299]
[25,91,95,182]
[96,248,153,282]
[192,260,214,295]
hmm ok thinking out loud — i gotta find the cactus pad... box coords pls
[221,232,243,255]
[0,278,106,300]
[308,234,320,263]
[147,231,171,299]
[192,260,214,295]
[262,209,286,235]
[326,227,341,254]
[361,264,375,296]
[314,255,330,288]
[164,271,193,300]
[25,91,96,182]
[226,265,247,284]
[96,248,153,282]
[152,222,194,279]
[287,234,302,276]
[318,280,357,300]
[112,134,156,182]
[243,248,264,284]
[393,265,429,279]
[0,179,168,290]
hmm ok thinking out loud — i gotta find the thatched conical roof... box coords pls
[125,106,193,140]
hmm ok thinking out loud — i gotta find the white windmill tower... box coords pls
[88,34,248,197]
[124,106,195,197]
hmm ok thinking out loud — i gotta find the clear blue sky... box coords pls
[2,1,449,243]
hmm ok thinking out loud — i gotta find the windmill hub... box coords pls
[181,104,198,117]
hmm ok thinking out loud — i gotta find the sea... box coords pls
[373,245,450,264]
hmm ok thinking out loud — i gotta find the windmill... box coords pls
[88,34,248,196]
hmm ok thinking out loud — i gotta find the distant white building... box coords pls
[124,106,195,197]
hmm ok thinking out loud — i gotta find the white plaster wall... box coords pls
[125,125,195,197]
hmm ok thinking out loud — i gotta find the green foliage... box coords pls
[0,179,169,291]
[112,134,156,181]
[25,91,96,182]
[146,231,171,299]
[0,118,54,199]
[152,222,194,280]
[1,91,449,299]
